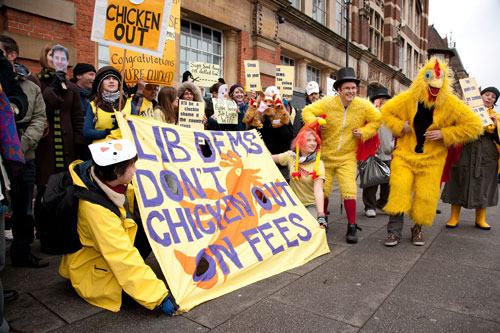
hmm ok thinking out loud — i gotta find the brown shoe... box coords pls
[384,234,400,247]
[411,226,425,246]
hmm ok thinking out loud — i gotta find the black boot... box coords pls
[346,223,362,244]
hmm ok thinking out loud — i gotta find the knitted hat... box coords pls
[229,84,244,97]
[73,63,96,79]
[334,67,360,91]
[481,86,500,105]
[92,66,121,95]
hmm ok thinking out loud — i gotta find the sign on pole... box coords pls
[459,78,493,127]
[91,0,172,57]
[244,60,261,92]
[275,65,294,101]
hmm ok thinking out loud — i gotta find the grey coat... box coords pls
[441,131,500,209]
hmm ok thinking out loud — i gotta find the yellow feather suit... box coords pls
[302,96,381,198]
[381,59,483,226]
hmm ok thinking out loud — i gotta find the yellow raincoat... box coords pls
[59,160,168,312]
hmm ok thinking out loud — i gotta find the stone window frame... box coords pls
[307,64,321,84]
[312,0,327,25]
[369,10,383,58]
[335,0,347,37]
[290,0,301,10]
[179,19,224,84]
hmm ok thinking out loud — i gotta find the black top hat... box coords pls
[370,86,391,103]
[334,67,360,91]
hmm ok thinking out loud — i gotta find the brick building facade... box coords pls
[1,0,429,105]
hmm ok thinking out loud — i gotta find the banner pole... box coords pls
[118,48,127,112]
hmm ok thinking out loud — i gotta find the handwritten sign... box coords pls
[91,0,172,57]
[108,0,179,85]
[189,62,220,87]
[212,98,238,124]
[178,100,204,130]
[275,66,294,101]
[116,113,330,311]
[459,78,493,126]
[244,60,261,92]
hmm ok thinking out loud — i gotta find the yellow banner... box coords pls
[116,113,330,311]
[92,0,172,57]
[244,60,261,92]
[109,0,180,85]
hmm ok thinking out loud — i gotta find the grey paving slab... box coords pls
[392,257,500,323]
[270,257,405,327]
[423,232,500,271]
[51,305,207,332]
[183,272,299,329]
[287,244,349,276]
[212,298,358,333]
[361,296,500,333]
[31,280,104,324]
[4,293,66,333]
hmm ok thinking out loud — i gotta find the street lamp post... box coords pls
[344,0,353,67]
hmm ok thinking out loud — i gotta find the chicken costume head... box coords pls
[412,58,452,109]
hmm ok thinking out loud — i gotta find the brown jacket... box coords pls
[36,70,85,185]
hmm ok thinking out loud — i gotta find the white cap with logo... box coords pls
[89,139,137,166]
[306,81,320,95]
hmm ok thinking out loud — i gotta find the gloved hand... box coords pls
[110,116,119,130]
[317,215,328,231]
[50,71,67,94]
[160,293,179,316]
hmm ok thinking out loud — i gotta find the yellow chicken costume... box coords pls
[381,58,483,228]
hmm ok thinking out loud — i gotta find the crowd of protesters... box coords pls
[0,34,498,330]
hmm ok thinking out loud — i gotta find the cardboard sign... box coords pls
[189,62,220,87]
[178,100,204,130]
[459,78,493,126]
[108,0,179,85]
[275,66,294,101]
[326,78,337,96]
[116,113,330,311]
[212,98,238,124]
[92,0,172,57]
[244,60,261,92]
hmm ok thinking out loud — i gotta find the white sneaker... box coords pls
[365,209,376,218]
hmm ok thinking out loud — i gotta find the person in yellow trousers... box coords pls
[59,139,181,315]
[441,86,499,230]
[302,67,381,243]
[381,58,483,247]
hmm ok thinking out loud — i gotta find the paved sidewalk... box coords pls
[3,187,500,332]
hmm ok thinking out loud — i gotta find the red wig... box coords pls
[291,129,321,154]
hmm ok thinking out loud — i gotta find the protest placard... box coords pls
[326,77,337,96]
[91,0,172,57]
[116,113,330,311]
[178,100,205,130]
[189,62,220,87]
[459,78,493,126]
[212,98,238,124]
[275,66,294,101]
[244,60,261,92]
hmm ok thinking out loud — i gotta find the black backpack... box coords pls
[35,171,121,255]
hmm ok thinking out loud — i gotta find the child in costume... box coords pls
[302,67,381,243]
[441,86,499,230]
[381,58,483,247]
[271,119,328,230]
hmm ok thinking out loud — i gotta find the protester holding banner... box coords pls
[271,127,327,230]
[302,67,381,244]
[35,44,86,188]
[153,86,179,124]
[83,66,137,143]
[59,139,180,315]
[441,86,500,230]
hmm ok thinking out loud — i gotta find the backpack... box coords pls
[35,171,121,255]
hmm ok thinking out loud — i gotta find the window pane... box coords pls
[181,20,190,33]
[213,30,221,43]
[98,44,109,63]
[180,34,188,47]
[191,23,201,36]
[203,27,211,40]
[213,43,221,55]
[214,56,221,66]
[201,40,209,52]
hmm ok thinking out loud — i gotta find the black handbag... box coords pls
[358,155,390,188]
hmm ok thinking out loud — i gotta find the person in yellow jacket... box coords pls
[381,58,483,247]
[59,139,180,315]
[441,86,500,230]
[83,67,138,143]
[302,67,382,243]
